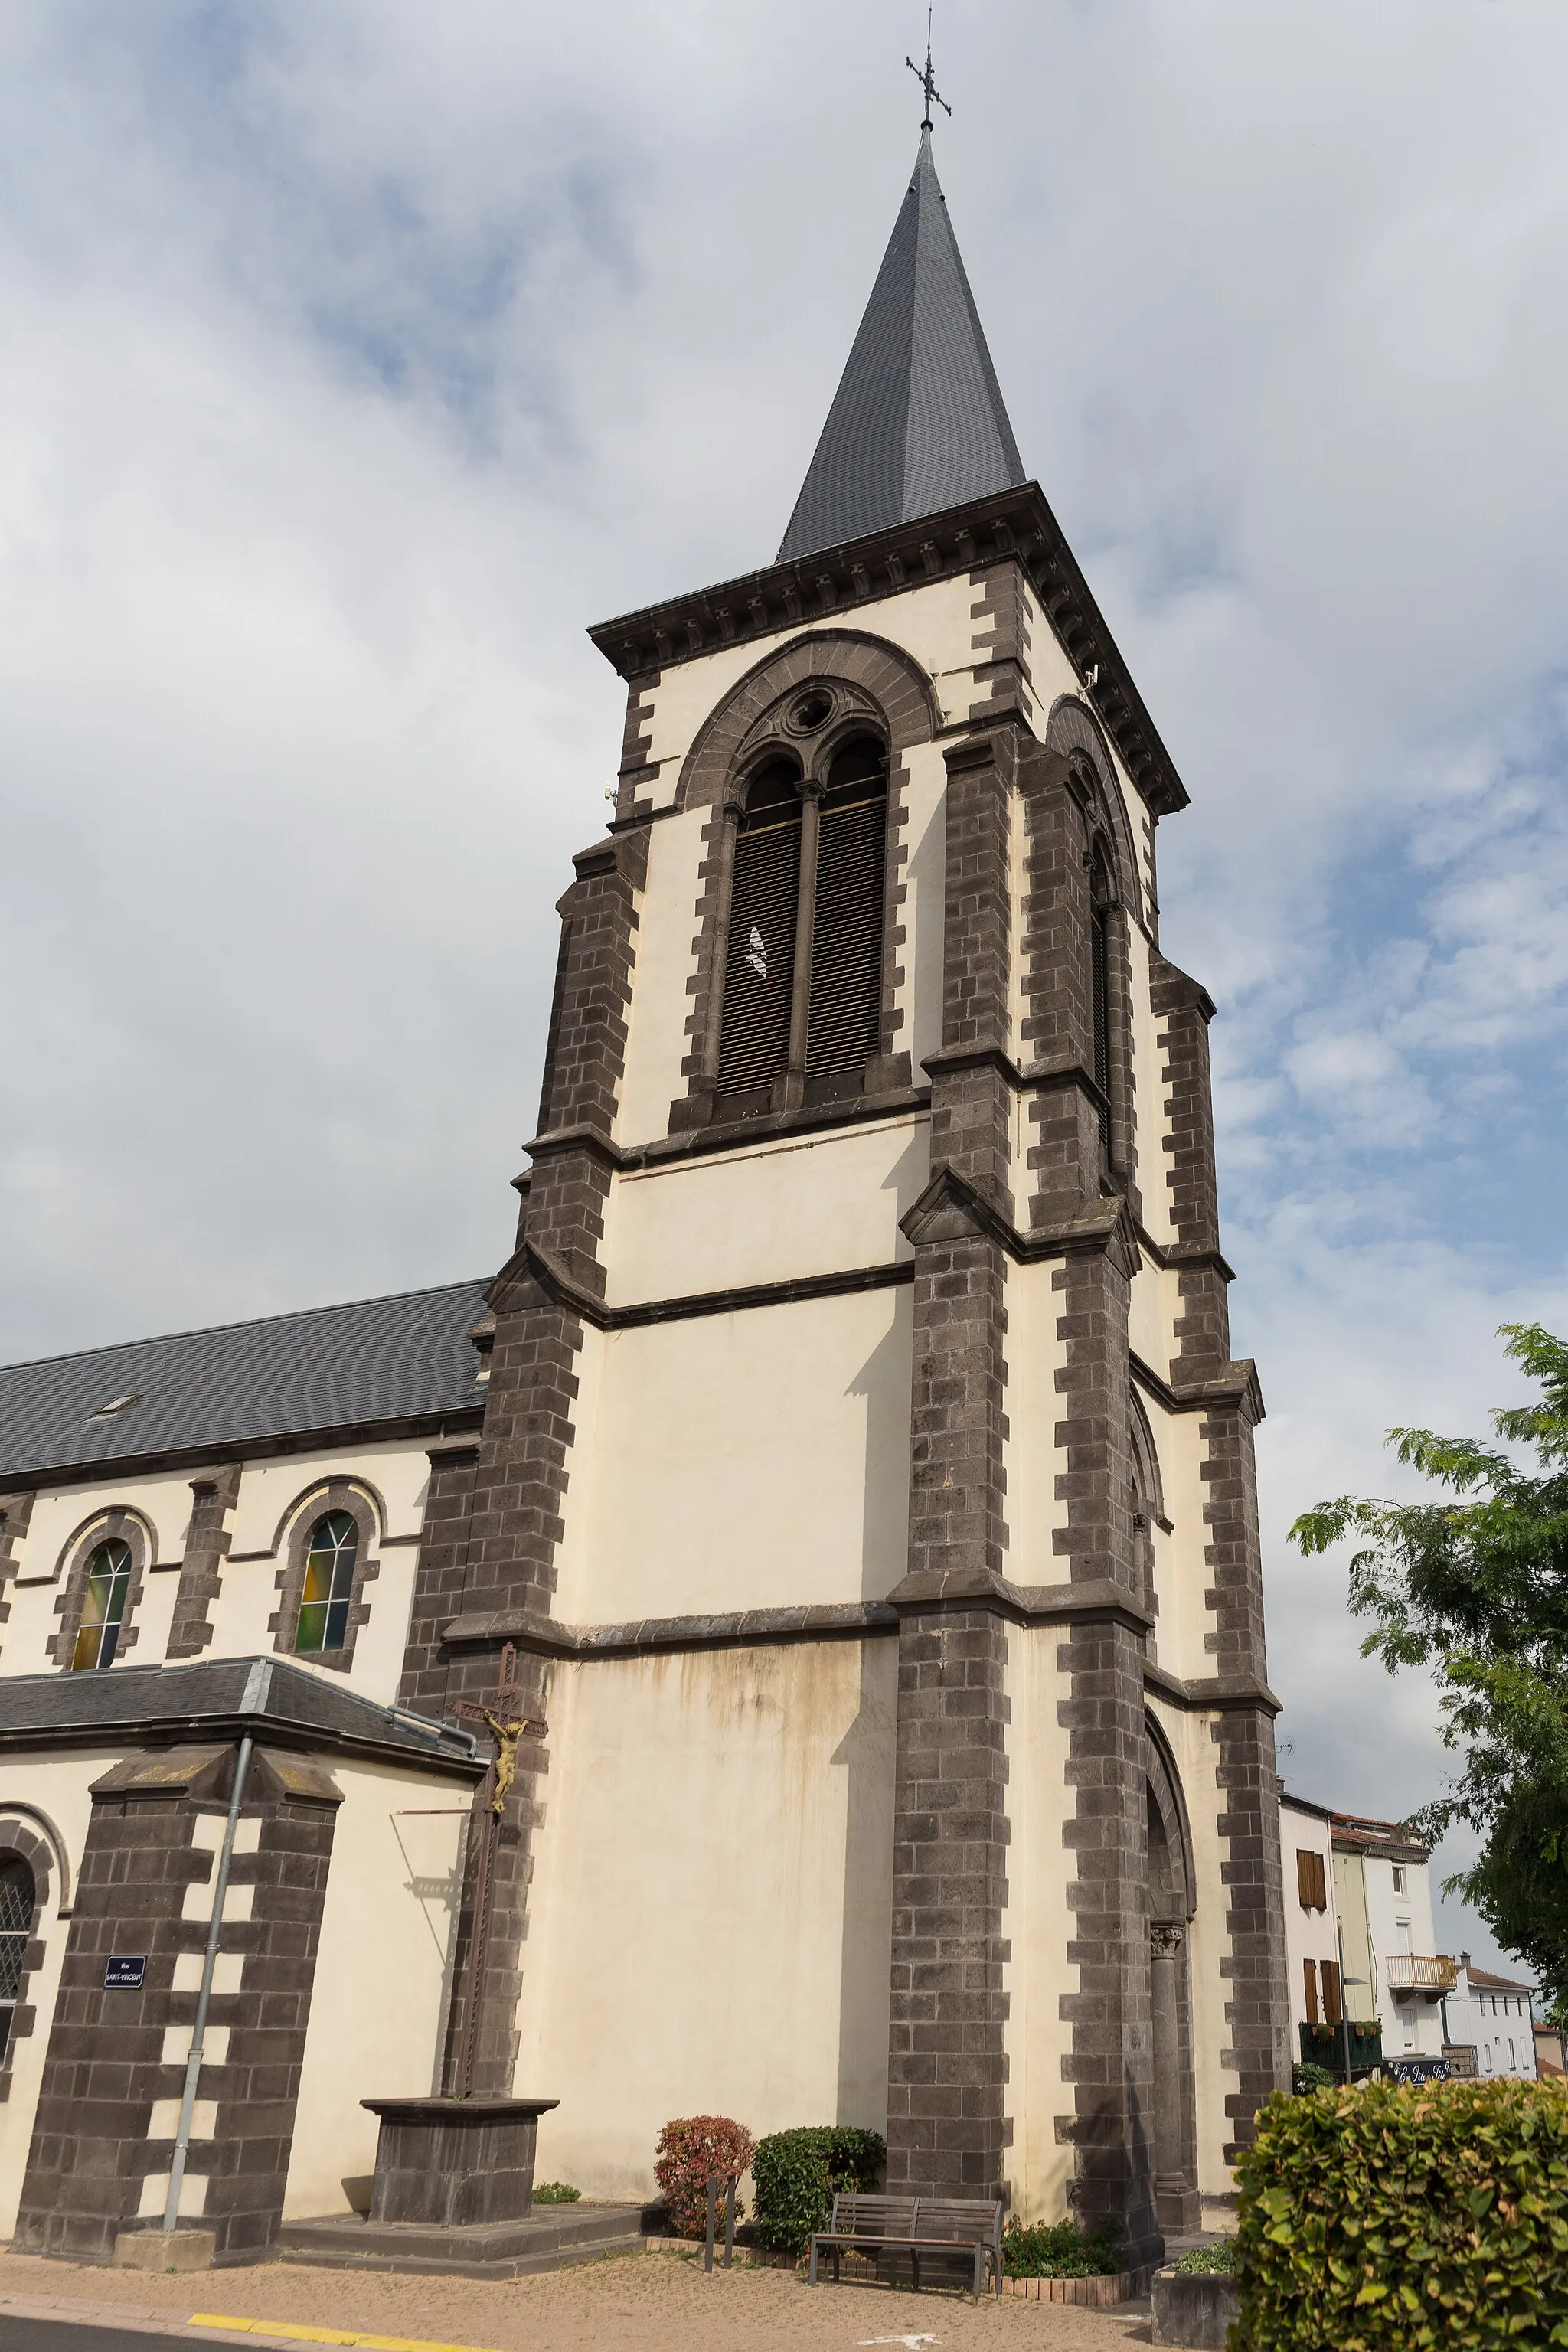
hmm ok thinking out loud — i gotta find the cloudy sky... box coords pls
[3,1,1566,1973]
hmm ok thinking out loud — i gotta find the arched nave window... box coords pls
[295,1511,359,1655]
[70,1540,132,1671]
[0,1857,35,2063]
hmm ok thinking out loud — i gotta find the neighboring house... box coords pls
[1281,1798,1542,2084]
[1281,1792,1341,2043]
[1331,1811,1451,2063]
[1444,1962,1539,2080]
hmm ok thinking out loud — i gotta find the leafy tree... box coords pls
[1291,1324,1568,2012]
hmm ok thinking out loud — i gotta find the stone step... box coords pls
[276,2202,646,2279]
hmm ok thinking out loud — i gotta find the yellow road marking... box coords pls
[190,2321,507,2352]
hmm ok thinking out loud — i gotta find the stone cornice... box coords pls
[900,1165,1143,1278]
[1144,1661,1283,1717]
[442,1601,895,1658]
[586,482,1190,818]
[441,1590,1279,1707]
[443,1577,1164,1657]
[1130,1349,1266,1424]
[520,1241,915,1332]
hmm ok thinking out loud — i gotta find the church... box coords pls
[0,109,1290,2278]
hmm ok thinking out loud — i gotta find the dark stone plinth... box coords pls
[1150,2264,1240,2349]
[278,2200,645,2281]
[362,2096,559,2229]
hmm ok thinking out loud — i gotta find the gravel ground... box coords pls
[0,2246,1153,2352]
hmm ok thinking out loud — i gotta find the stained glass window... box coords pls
[296,1511,358,1654]
[0,1857,36,2063]
[70,1539,132,1671]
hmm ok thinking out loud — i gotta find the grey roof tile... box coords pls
[0,1280,489,1481]
[777,132,1025,563]
[0,1654,479,1770]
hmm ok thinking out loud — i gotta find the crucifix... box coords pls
[906,12,952,132]
[449,1641,547,2098]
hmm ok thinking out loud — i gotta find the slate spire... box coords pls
[777,130,1026,564]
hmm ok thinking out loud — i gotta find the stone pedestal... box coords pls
[113,2227,217,2273]
[362,2096,558,2229]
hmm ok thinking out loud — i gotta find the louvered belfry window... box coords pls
[716,733,888,1111]
[717,760,802,1105]
[807,740,887,1088]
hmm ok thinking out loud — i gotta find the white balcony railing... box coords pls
[1386,1955,1458,1995]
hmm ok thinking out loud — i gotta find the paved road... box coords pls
[0,2318,215,2352]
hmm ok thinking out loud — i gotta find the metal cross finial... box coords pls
[906,11,951,131]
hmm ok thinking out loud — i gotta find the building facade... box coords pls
[1280,1792,1341,2049]
[1444,1963,1539,2082]
[0,125,1291,2270]
[1331,1811,1451,2064]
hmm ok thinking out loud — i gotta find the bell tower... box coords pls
[400,101,1290,2270]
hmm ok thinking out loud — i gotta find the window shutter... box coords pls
[1297,1850,1315,1909]
[1304,1958,1319,2025]
[717,806,800,1104]
[805,780,886,1088]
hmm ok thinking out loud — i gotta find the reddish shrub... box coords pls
[653,2115,756,2239]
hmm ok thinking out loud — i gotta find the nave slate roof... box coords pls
[777,129,1026,561]
[0,1279,490,1484]
[0,1654,480,1772]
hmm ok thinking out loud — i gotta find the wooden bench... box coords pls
[808,2192,1004,2301]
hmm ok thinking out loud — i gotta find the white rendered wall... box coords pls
[516,1636,897,2201]
[2,1475,192,1676]
[1002,1261,1067,1586]
[554,1285,913,1626]
[1004,1625,1077,2220]
[605,1117,925,1307]
[283,1758,467,2218]
[1147,1403,1214,1687]
[613,806,710,1148]
[897,740,947,1085]
[1,1438,433,1706]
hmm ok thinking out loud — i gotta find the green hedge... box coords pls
[750,2126,885,2257]
[1001,2218,1122,2277]
[1232,2078,1568,2349]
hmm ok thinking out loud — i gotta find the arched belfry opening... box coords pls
[713,707,890,1118]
